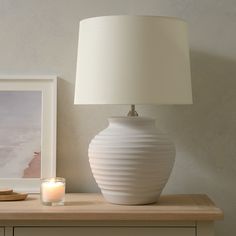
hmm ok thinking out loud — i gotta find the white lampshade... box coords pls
[74,15,192,105]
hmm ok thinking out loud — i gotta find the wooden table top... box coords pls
[0,193,223,221]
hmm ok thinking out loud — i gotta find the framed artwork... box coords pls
[0,75,57,192]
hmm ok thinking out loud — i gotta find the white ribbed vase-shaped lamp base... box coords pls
[89,117,175,205]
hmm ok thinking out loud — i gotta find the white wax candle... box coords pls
[41,181,65,202]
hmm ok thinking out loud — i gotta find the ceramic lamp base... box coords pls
[89,117,175,205]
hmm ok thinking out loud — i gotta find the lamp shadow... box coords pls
[145,50,236,236]
[55,53,236,236]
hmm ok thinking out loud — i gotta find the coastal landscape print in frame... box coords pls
[0,91,42,178]
[0,76,57,192]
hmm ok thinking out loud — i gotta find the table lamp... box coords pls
[74,15,192,205]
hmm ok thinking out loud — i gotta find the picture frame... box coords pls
[0,75,57,193]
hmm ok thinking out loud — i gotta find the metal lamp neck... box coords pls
[127,105,138,117]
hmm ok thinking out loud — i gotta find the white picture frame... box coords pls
[0,75,57,193]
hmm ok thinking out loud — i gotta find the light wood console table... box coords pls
[0,193,223,236]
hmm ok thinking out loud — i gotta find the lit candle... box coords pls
[41,177,65,206]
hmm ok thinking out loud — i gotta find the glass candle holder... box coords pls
[40,177,65,206]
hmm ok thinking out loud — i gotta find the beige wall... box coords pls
[0,0,235,235]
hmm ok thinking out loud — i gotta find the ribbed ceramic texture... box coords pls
[89,117,175,205]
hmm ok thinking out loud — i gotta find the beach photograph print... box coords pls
[0,91,42,178]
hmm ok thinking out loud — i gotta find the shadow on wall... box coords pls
[153,50,236,236]
[56,77,100,192]
[56,51,236,236]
